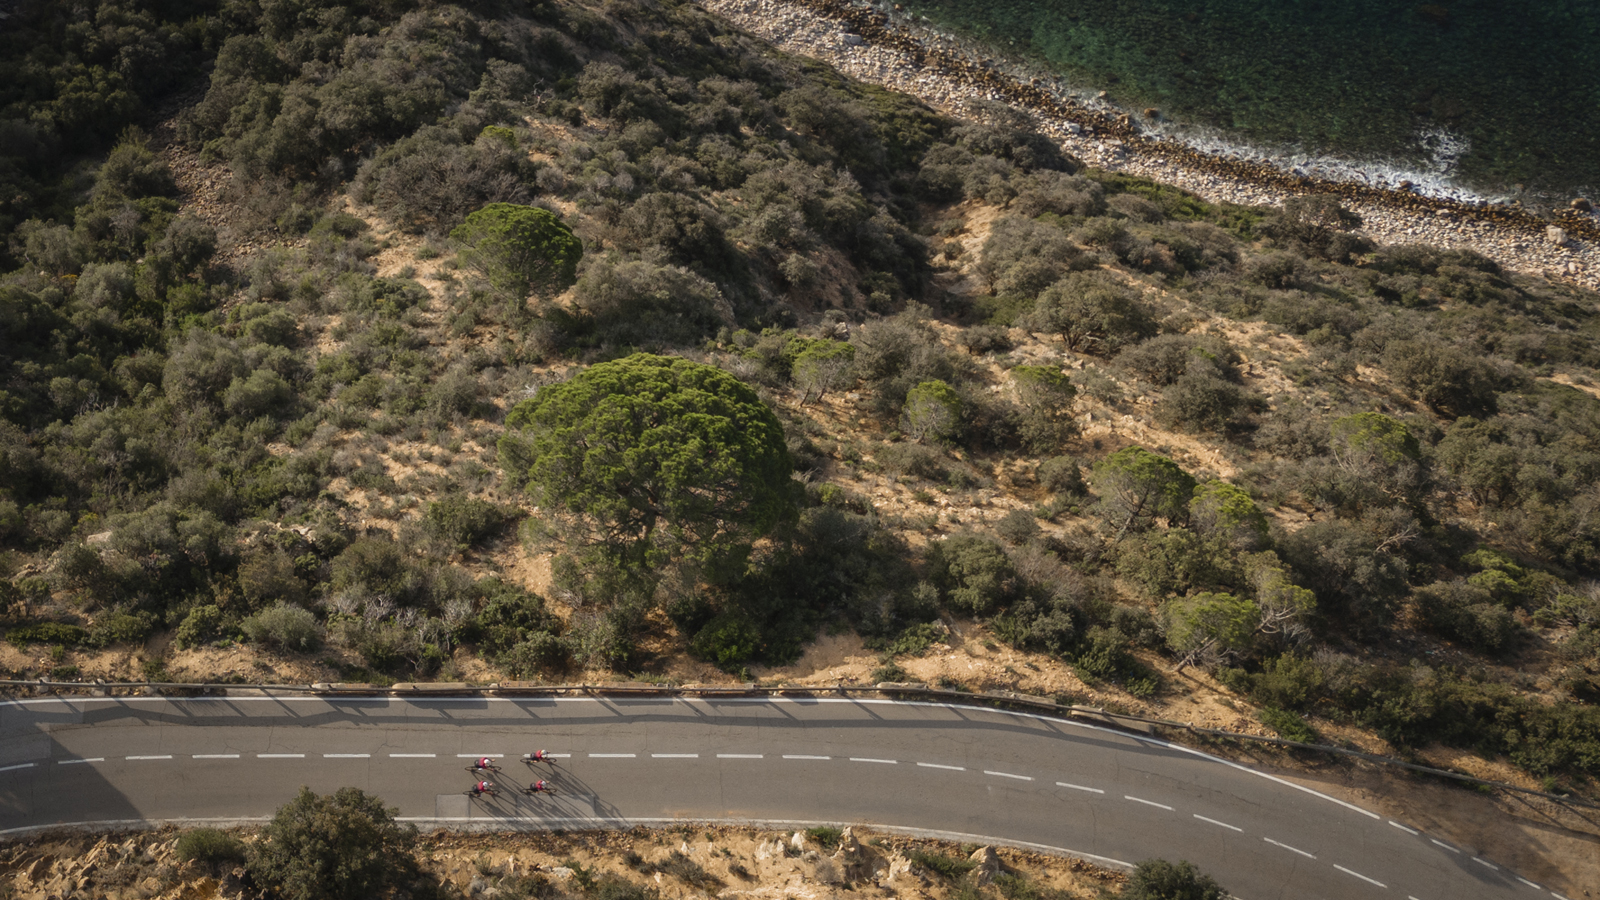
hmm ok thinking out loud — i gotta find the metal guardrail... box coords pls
[3,676,1595,811]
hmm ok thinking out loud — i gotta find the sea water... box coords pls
[891,0,1600,202]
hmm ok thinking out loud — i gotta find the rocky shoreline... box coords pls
[700,0,1599,290]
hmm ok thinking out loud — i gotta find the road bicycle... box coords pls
[468,781,499,798]
[522,750,556,764]
[466,757,502,774]
[521,779,556,795]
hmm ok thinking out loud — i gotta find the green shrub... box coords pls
[497,632,571,678]
[423,497,510,549]
[872,662,911,687]
[689,612,763,672]
[1413,582,1522,655]
[7,622,88,649]
[804,826,843,850]
[906,849,976,880]
[996,509,1042,546]
[248,787,422,900]
[87,611,155,648]
[450,203,582,300]
[878,622,947,657]
[1122,859,1227,900]
[1024,271,1156,355]
[926,532,1019,616]
[903,380,964,444]
[241,604,324,653]
[174,605,226,650]
[1258,706,1319,743]
[177,828,247,867]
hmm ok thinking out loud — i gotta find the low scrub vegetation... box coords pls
[1,0,1598,796]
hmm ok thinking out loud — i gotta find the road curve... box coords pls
[0,695,1562,900]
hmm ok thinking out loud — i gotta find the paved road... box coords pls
[0,695,1564,900]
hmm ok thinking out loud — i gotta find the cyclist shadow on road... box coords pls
[472,762,621,825]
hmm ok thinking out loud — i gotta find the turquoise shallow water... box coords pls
[895,0,1600,199]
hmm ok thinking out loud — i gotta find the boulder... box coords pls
[1571,198,1594,213]
[969,846,1000,885]
[790,831,807,851]
[1547,225,1570,247]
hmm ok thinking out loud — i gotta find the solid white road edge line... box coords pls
[1262,838,1314,859]
[1388,820,1418,835]
[1124,795,1172,811]
[1333,865,1385,888]
[1055,782,1104,794]
[1192,814,1241,832]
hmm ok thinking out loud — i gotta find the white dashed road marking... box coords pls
[458,754,504,758]
[850,757,896,764]
[258,754,303,759]
[1263,838,1315,859]
[1056,782,1104,794]
[1473,857,1499,871]
[1431,839,1461,853]
[783,755,830,760]
[1517,877,1541,889]
[324,753,369,758]
[717,754,762,759]
[918,763,965,771]
[390,753,436,758]
[1192,814,1241,832]
[1388,821,1418,835]
[58,759,103,765]
[1124,795,1172,811]
[652,753,699,759]
[192,754,238,759]
[985,770,1033,781]
[1333,864,1385,888]
[589,753,636,758]
[126,756,171,761]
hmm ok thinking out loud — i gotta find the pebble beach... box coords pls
[700,0,1600,291]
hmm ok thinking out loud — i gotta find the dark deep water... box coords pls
[893,0,1600,200]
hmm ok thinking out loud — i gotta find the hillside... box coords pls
[2,0,1600,836]
[0,824,1125,900]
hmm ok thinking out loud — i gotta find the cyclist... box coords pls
[528,779,550,793]
[472,757,496,771]
[471,780,494,797]
[525,750,550,762]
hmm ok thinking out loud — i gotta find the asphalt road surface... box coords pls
[0,694,1565,900]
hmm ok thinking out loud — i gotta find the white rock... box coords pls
[1547,226,1570,247]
